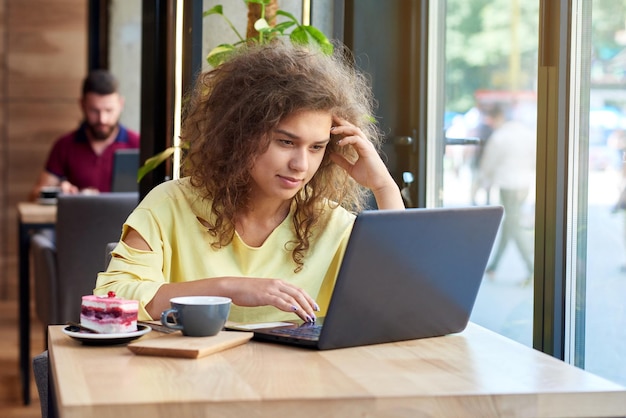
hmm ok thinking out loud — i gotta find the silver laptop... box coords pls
[111,148,140,192]
[228,206,503,350]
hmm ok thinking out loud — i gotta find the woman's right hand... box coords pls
[217,277,320,323]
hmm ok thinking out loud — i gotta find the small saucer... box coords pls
[37,197,57,205]
[63,324,151,346]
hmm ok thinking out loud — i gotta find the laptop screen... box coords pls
[111,149,140,193]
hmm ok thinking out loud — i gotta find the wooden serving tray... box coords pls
[127,330,253,359]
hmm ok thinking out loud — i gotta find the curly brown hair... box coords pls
[181,41,382,271]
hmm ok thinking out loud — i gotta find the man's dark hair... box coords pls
[82,69,119,96]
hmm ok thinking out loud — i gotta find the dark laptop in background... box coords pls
[230,206,503,350]
[111,149,140,193]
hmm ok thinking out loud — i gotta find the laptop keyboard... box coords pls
[270,324,322,339]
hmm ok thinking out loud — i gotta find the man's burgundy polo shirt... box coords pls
[45,123,140,192]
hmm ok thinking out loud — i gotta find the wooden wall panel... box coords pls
[0,0,4,101]
[0,0,5,296]
[7,102,81,196]
[7,0,86,31]
[1,0,87,300]
[7,0,86,99]
[0,0,7,299]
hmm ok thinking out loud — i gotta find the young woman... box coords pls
[95,41,404,323]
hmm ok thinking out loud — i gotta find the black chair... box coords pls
[30,192,139,328]
[32,351,55,418]
[31,229,58,331]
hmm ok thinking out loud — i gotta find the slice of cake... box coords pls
[80,291,138,334]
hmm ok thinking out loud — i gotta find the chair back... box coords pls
[55,192,138,323]
[31,229,58,326]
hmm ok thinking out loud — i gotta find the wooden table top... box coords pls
[17,202,56,224]
[48,323,626,418]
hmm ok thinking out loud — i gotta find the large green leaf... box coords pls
[290,26,309,45]
[137,143,190,182]
[289,26,333,55]
[137,147,176,182]
[302,26,334,54]
[202,5,223,17]
[207,44,237,67]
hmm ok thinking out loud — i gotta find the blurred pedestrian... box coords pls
[480,104,536,285]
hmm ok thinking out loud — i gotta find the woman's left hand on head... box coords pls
[329,117,404,209]
[328,118,392,191]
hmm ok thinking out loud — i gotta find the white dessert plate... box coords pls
[63,324,151,346]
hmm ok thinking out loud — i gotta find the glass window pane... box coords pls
[109,0,142,133]
[440,0,540,346]
[576,0,626,386]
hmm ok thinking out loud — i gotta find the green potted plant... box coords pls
[138,0,333,182]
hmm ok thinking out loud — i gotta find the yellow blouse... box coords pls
[95,178,355,322]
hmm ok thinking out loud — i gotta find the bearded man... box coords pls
[29,69,140,200]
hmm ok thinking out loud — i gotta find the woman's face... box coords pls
[249,110,332,204]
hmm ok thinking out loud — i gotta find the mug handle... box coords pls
[160,308,183,330]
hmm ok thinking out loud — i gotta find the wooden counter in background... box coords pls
[17,202,57,224]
